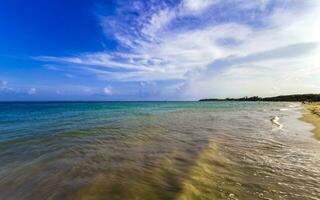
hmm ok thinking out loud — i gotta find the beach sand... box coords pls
[302,102,320,140]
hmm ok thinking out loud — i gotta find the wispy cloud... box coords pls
[0,80,17,94]
[35,0,320,99]
[0,80,39,96]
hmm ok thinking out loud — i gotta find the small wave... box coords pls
[271,116,283,128]
[278,103,302,112]
[289,103,302,109]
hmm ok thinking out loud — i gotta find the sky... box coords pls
[0,0,319,101]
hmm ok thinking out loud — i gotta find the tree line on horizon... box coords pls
[199,94,320,102]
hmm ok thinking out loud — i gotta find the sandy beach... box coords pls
[302,102,320,140]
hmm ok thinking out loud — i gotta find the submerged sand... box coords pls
[302,102,320,140]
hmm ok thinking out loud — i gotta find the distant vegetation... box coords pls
[199,94,320,102]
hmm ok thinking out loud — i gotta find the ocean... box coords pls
[0,102,319,200]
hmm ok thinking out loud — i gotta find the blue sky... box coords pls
[0,0,319,100]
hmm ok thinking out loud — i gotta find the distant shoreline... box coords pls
[199,94,320,102]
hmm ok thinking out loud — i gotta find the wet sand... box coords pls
[302,102,320,140]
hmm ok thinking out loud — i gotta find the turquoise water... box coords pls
[0,102,319,199]
[0,101,258,142]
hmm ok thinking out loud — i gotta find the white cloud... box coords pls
[182,0,219,12]
[103,86,113,95]
[142,8,176,39]
[36,0,320,99]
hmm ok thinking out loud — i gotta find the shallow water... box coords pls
[0,102,319,200]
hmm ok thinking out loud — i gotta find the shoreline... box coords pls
[302,103,320,140]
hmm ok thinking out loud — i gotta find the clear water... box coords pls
[0,102,319,200]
